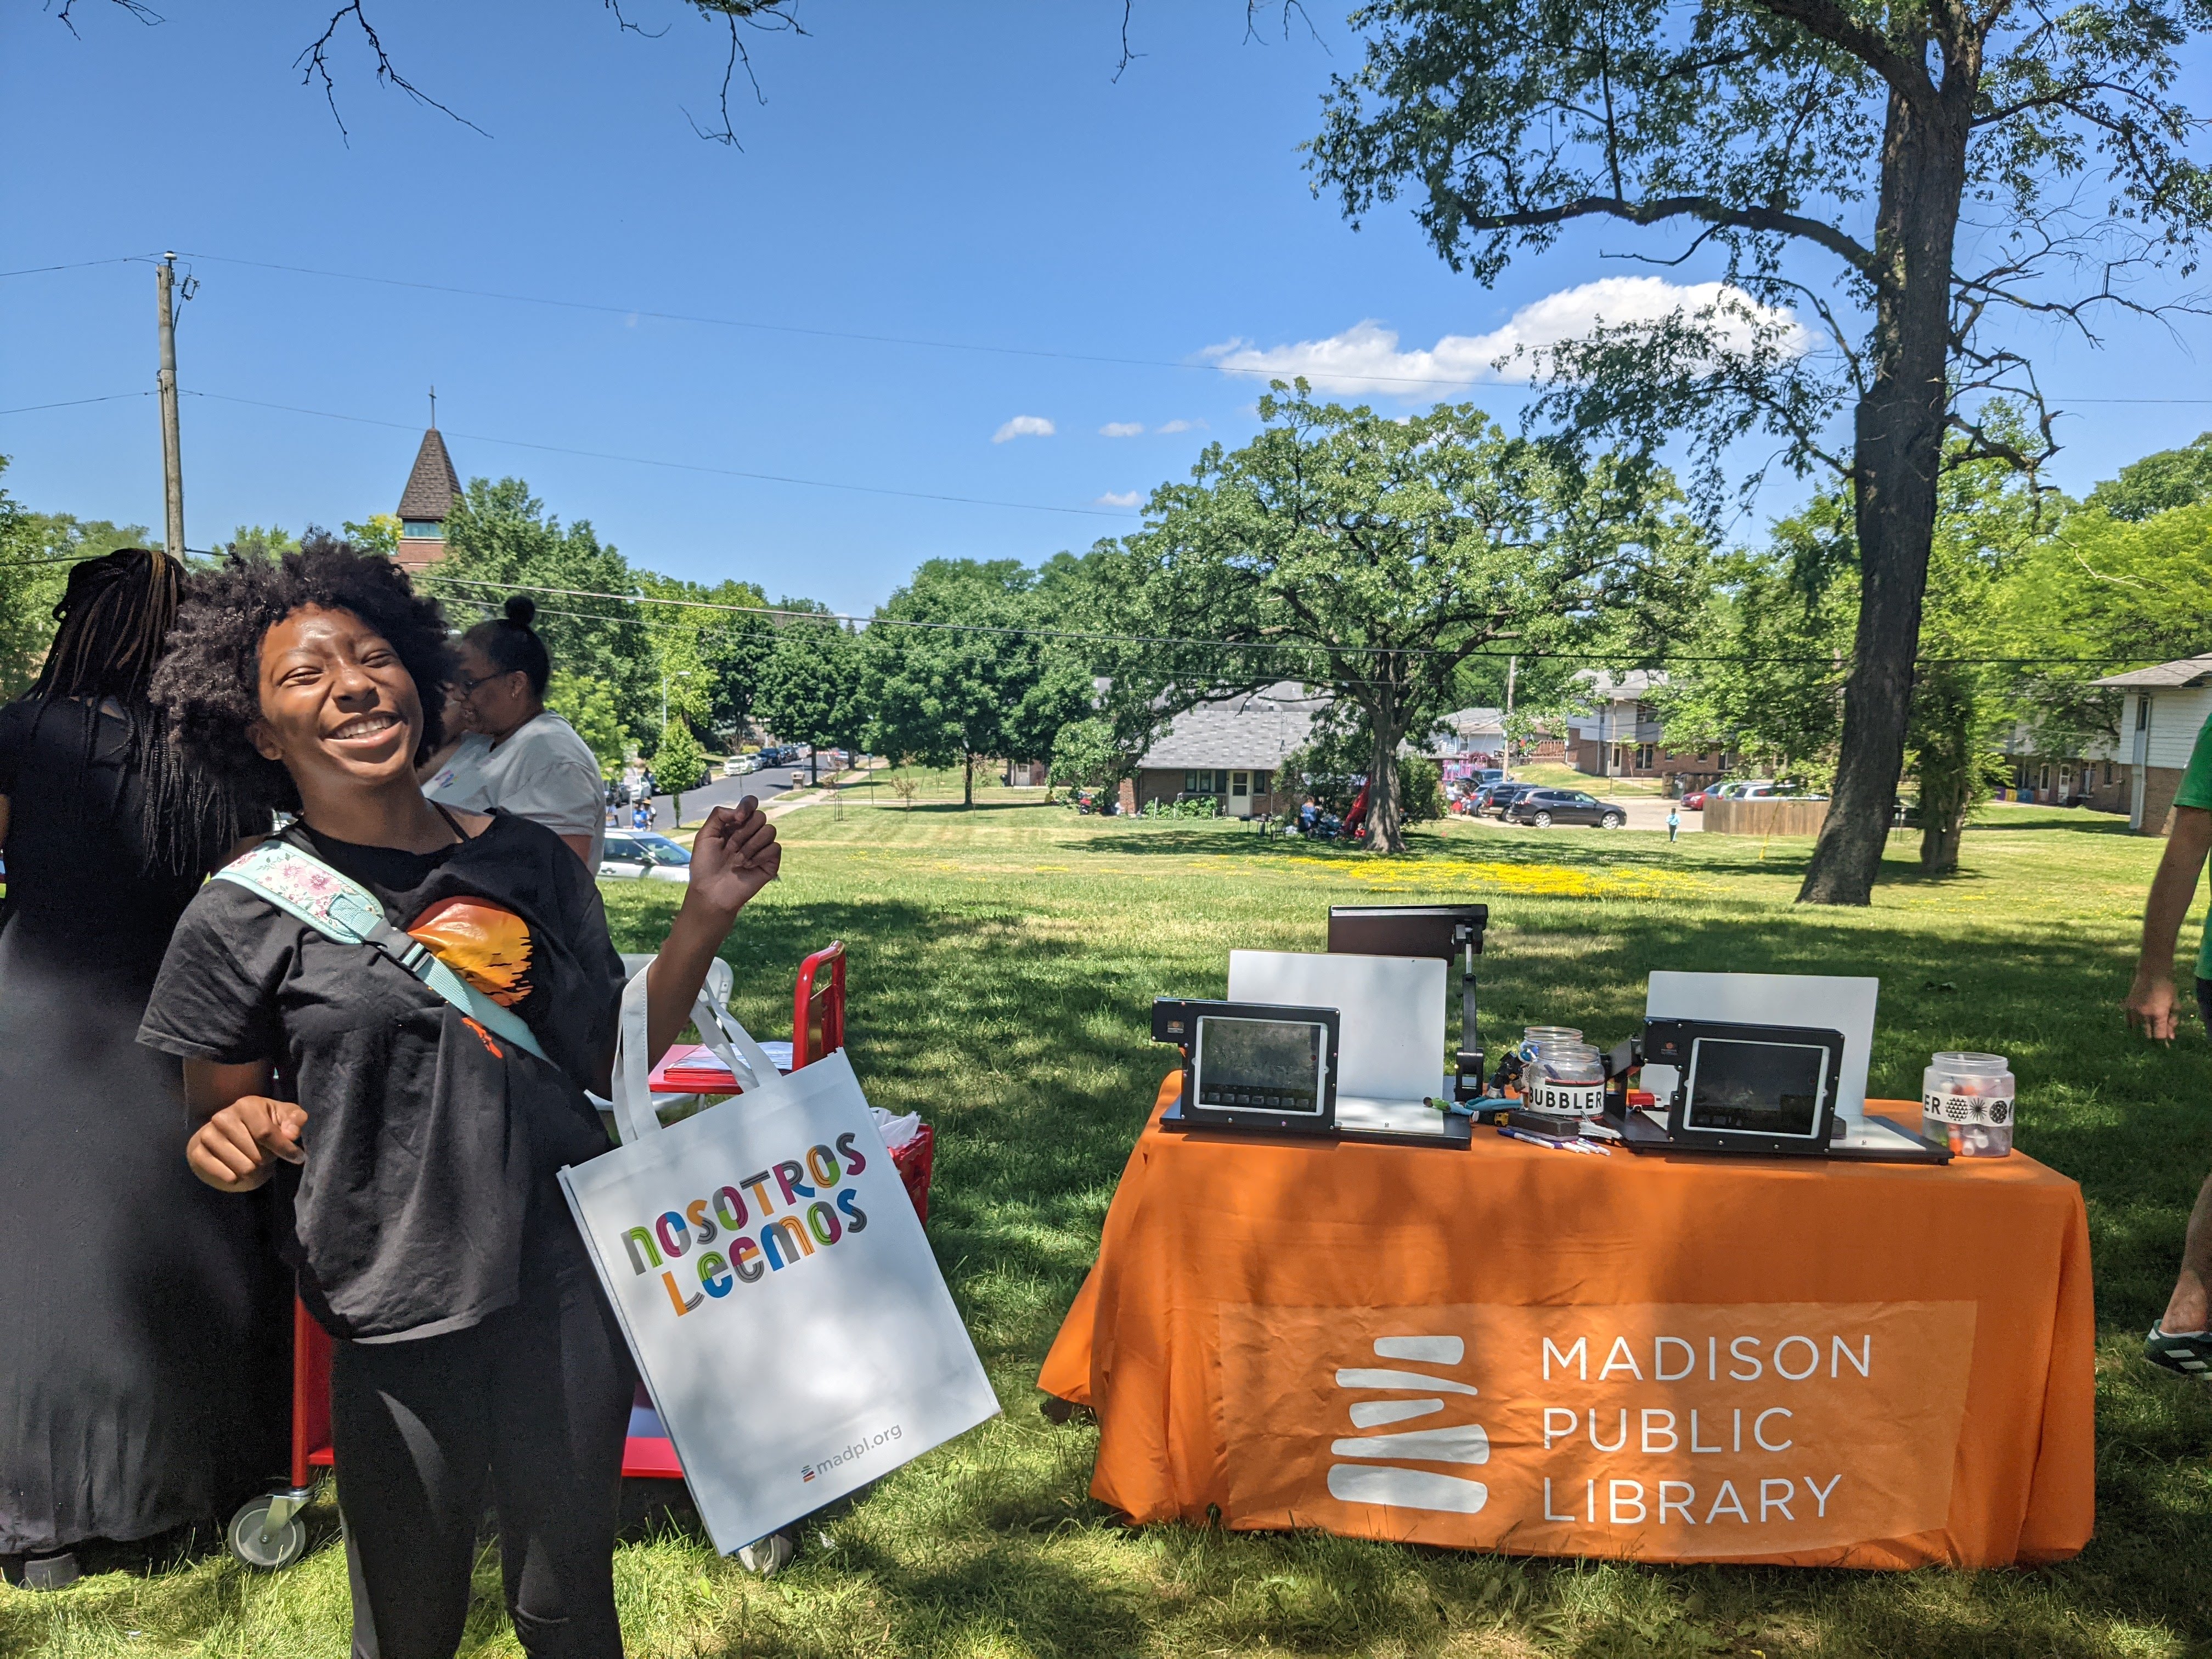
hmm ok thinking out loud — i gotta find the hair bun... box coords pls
[503,595,537,628]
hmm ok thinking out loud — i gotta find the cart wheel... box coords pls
[227,1496,308,1570]
[737,1529,795,1577]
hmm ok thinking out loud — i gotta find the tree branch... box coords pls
[1464,193,1876,275]
[1750,0,1937,114]
[295,1,487,143]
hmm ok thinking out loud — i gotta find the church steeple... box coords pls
[394,398,460,571]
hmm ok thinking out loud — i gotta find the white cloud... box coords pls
[1099,421,1146,438]
[992,414,1057,442]
[1200,279,1813,397]
[1096,490,1143,509]
[1155,417,1205,434]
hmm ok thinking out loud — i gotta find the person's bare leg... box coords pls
[2162,1170,2212,1334]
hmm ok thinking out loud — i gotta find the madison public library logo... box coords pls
[1326,1335,1489,1515]
[1219,1300,1977,1560]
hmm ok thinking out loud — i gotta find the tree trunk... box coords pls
[1798,80,1969,906]
[1921,814,1962,874]
[1365,698,1410,855]
[963,752,975,807]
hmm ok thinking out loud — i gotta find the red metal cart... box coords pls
[226,940,928,1568]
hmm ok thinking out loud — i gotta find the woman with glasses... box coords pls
[424,596,607,867]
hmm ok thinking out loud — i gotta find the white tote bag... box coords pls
[559,967,1000,1552]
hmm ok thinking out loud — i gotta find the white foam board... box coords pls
[1227,950,1446,1105]
[1642,971,1879,1122]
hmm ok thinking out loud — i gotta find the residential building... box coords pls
[1425,707,1506,780]
[1124,682,1327,817]
[2091,654,2212,832]
[1995,723,2128,814]
[1566,670,1734,789]
[394,424,461,571]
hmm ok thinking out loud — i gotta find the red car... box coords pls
[1682,789,1709,810]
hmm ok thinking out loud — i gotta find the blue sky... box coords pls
[4,1,2209,613]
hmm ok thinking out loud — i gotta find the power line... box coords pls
[0,391,155,417]
[180,389,1141,520]
[0,257,149,280]
[99,249,2212,405]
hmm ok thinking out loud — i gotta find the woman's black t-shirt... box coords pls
[139,810,628,1342]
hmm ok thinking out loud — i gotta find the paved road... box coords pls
[629,762,828,832]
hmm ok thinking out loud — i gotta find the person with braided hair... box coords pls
[0,548,284,1587]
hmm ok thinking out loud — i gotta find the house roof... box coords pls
[396,427,461,522]
[1573,668,1667,701]
[2091,653,2212,690]
[1138,683,1328,770]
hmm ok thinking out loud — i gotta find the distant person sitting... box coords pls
[423,597,605,867]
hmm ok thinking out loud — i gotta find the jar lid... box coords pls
[1931,1051,2008,1071]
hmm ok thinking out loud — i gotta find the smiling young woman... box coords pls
[140,536,781,1659]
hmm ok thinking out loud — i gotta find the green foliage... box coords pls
[341,512,400,557]
[545,669,628,779]
[1398,755,1444,824]
[438,477,657,744]
[862,558,1094,806]
[753,617,865,761]
[651,717,706,798]
[1095,384,1704,851]
[637,569,775,743]
[1139,794,1220,819]
[2086,432,2212,522]
[225,524,299,561]
[1047,717,1130,793]
[0,478,156,698]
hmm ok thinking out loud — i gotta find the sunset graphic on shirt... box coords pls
[407,897,537,1008]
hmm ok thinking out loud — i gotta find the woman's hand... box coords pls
[187,1096,308,1192]
[681,798,782,926]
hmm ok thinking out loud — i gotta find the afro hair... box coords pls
[152,531,455,816]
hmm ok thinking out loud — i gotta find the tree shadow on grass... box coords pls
[597,868,2212,1657]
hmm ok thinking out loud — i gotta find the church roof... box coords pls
[396,427,461,521]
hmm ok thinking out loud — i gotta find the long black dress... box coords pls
[0,695,285,1554]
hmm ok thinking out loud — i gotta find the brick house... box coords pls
[1566,670,1735,791]
[2090,654,2212,833]
[1123,683,1328,818]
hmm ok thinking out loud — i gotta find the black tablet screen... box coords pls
[1683,1038,1826,1136]
[1196,1017,1325,1115]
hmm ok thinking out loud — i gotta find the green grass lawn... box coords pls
[9,801,2212,1657]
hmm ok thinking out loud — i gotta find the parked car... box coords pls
[723,754,760,777]
[1483,782,1540,819]
[598,831,692,883]
[1504,788,1626,829]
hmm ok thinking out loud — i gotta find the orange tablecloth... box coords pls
[1039,1077,2094,1568]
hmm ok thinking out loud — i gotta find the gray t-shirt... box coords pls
[425,712,605,868]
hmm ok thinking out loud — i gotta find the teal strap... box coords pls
[213,841,552,1065]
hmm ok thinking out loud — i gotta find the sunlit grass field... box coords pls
[7,799,2212,1657]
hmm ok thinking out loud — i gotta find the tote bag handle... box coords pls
[609,957,788,1146]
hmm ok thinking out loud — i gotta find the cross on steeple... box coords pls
[428,386,437,429]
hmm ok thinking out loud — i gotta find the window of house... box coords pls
[2104,761,2115,785]
[401,520,442,539]
[1636,743,1656,769]
[1253,770,1272,795]
[1183,770,1222,794]
[1231,772,1249,797]
[2039,765,2051,791]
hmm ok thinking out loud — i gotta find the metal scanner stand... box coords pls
[1326,904,1488,1102]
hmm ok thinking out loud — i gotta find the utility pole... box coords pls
[1503,655,1517,779]
[155,252,186,558]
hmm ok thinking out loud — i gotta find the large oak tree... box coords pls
[1307,0,2212,901]
[1096,383,1704,854]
